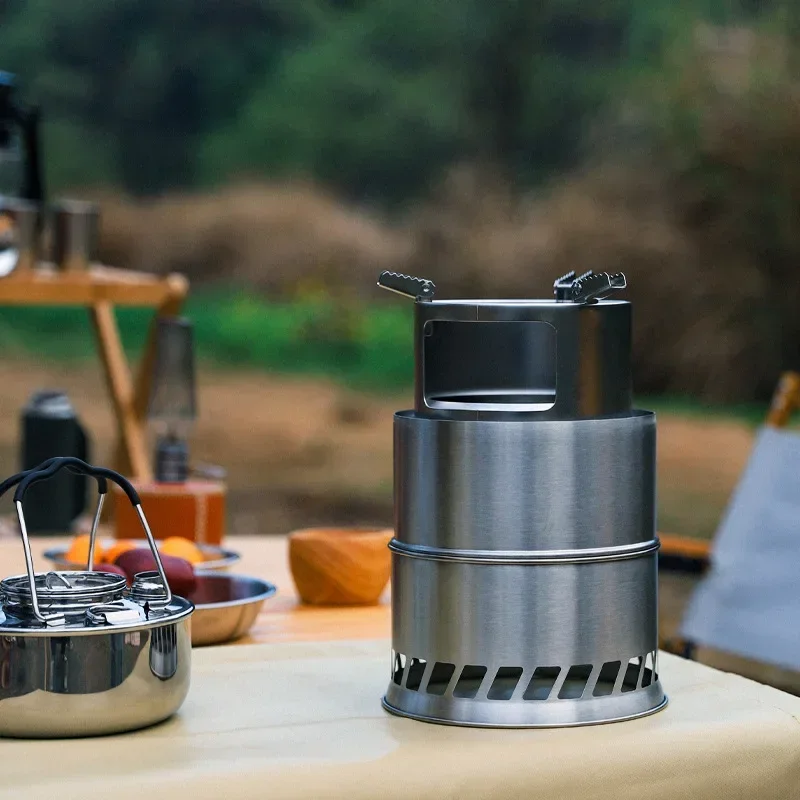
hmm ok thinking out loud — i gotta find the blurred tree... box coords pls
[0,0,323,194]
[200,0,643,203]
[199,0,469,203]
[0,0,782,201]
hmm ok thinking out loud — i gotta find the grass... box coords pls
[0,290,773,422]
[640,395,769,427]
[0,290,415,391]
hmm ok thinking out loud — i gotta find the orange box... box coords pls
[113,480,226,545]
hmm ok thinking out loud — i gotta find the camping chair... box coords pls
[659,371,800,575]
[661,370,800,662]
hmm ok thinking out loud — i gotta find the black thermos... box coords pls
[19,390,89,533]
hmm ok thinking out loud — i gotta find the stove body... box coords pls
[381,272,666,727]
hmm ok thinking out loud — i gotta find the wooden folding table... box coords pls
[0,264,189,482]
[1,534,800,800]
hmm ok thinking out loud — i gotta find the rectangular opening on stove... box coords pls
[523,666,561,700]
[406,657,427,691]
[621,656,644,692]
[422,321,556,412]
[426,662,456,695]
[453,665,488,698]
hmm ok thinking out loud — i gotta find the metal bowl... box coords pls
[44,540,240,573]
[187,574,276,647]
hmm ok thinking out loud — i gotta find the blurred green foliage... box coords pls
[0,291,771,421]
[0,292,415,389]
[0,0,782,203]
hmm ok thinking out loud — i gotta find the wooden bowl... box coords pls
[288,527,393,606]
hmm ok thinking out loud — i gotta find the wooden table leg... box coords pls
[90,300,152,482]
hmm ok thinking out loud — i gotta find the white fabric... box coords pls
[2,640,799,800]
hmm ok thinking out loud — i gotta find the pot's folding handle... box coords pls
[14,457,117,573]
[10,457,171,625]
[0,457,108,498]
[0,457,110,579]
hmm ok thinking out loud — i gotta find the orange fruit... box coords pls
[103,540,139,565]
[159,536,204,565]
[65,534,92,565]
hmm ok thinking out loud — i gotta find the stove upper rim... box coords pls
[415,298,630,307]
[394,408,655,423]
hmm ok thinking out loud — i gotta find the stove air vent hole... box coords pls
[592,661,622,697]
[406,658,427,691]
[621,656,644,692]
[487,666,524,700]
[426,662,456,696]
[522,666,561,701]
[452,665,488,698]
[558,664,594,700]
[642,651,656,687]
[392,651,406,685]
[390,653,658,699]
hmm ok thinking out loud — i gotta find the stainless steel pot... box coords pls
[377,270,666,728]
[0,457,193,738]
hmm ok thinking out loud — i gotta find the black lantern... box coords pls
[147,317,196,483]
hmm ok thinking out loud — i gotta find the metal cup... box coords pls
[51,199,99,272]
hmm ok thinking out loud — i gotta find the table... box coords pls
[0,265,189,481]
[1,536,799,800]
[0,534,391,643]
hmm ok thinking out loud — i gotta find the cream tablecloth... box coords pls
[2,639,800,800]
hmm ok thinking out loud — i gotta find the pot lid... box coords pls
[0,569,193,634]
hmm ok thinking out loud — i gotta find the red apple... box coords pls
[93,562,128,581]
[113,548,197,597]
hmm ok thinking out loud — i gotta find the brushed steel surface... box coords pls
[385,281,662,726]
[389,538,660,564]
[391,552,658,666]
[385,551,665,726]
[383,688,667,728]
[413,299,632,419]
[0,617,191,737]
[394,411,655,552]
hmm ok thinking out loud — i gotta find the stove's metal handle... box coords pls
[10,458,172,625]
[377,271,436,301]
[553,270,627,303]
[571,271,626,303]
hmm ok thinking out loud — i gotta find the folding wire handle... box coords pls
[0,457,106,626]
[1,457,173,625]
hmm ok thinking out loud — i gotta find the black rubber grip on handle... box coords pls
[0,457,107,501]
[13,458,141,506]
